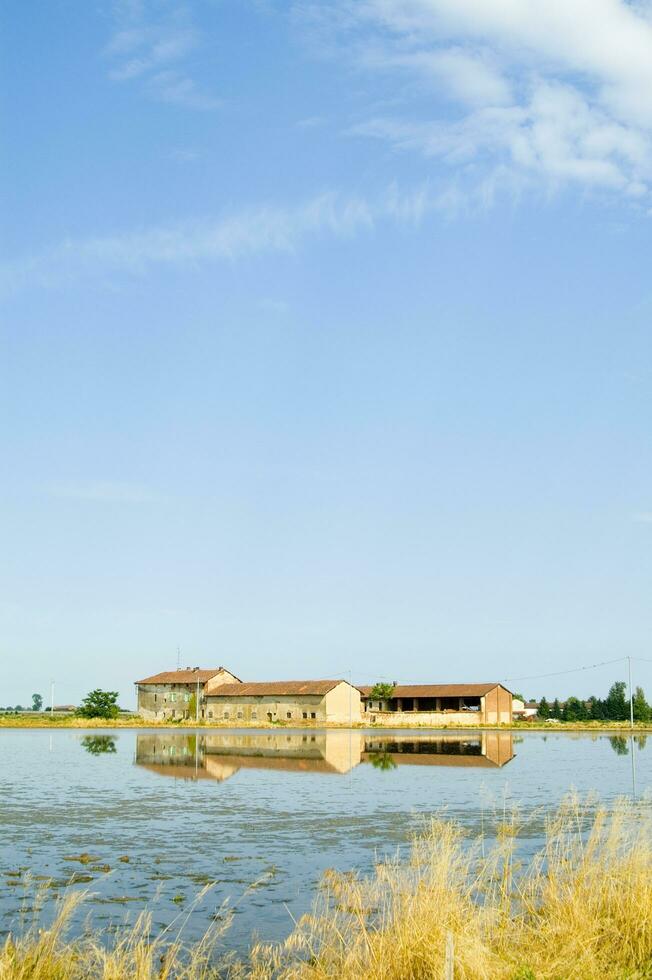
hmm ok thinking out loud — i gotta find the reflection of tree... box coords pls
[609,735,629,756]
[637,735,647,751]
[81,735,117,755]
[369,751,398,771]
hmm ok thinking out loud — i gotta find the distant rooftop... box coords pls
[136,668,237,685]
[358,683,511,698]
[206,680,347,697]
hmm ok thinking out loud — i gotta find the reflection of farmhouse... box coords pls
[135,731,360,778]
[360,684,513,725]
[134,730,514,782]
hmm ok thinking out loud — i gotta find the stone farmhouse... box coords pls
[135,667,240,721]
[204,680,360,725]
[135,667,514,725]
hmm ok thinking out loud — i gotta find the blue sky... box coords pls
[2,0,652,708]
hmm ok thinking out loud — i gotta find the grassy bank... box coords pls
[3,797,652,978]
[1,713,652,733]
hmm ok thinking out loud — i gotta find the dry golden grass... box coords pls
[0,886,231,980]
[245,795,652,980]
[2,798,651,979]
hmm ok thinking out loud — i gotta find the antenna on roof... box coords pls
[176,645,181,671]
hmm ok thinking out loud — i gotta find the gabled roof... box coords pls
[358,683,510,698]
[206,680,346,697]
[136,668,239,685]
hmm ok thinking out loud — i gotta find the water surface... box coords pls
[1,728,649,951]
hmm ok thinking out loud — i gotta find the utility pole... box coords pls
[196,674,200,724]
[349,669,352,728]
[628,656,634,729]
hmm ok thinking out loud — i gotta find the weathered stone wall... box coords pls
[137,669,241,720]
[137,683,197,720]
[363,710,486,727]
[204,694,327,723]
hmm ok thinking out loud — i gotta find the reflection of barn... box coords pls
[360,683,513,725]
[134,730,514,782]
[362,732,515,768]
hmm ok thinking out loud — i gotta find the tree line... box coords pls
[536,681,651,722]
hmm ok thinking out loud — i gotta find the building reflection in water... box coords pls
[135,730,514,782]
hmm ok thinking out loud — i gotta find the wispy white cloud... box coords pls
[633,512,652,525]
[105,2,220,110]
[3,188,449,293]
[48,480,162,504]
[295,0,652,200]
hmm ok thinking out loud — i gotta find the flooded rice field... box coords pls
[1,728,650,951]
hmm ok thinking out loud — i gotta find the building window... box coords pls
[302,712,307,719]
[237,711,243,719]
[208,710,213,718]
[251,711,257,720]
[223,711,229,719]
[184,693,190,702]
[286,711,292,719]
[170,693,177,703]
[310,712,316,719]
[154,694,157,701]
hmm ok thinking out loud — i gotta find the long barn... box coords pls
[359,683,513,725]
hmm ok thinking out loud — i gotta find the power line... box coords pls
[502,656,627,684]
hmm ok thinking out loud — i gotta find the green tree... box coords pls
[563,696,588,722]
[81,735,117,755]
[512,693,526,704]
[537,697,550,719]
[633,686,650,723]
[369,682,395,701]
[551,698,562,719]
[605,681,628,721]
[31,693,43,712]
[77,689,120,720]
[188,693,197,719]
[588,696,605,720]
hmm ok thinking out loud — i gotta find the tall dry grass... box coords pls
[245,795,652,979]
[2,797,651,979]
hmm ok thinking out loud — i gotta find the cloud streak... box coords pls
[1,187,446,294]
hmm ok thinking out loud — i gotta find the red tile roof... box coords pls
[206,680,346,697]
[358,683,510,698]
[136,668,236,685]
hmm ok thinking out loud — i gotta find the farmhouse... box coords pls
[204,679,361,724]
[135,666,240,721]
[360,683,513,725]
